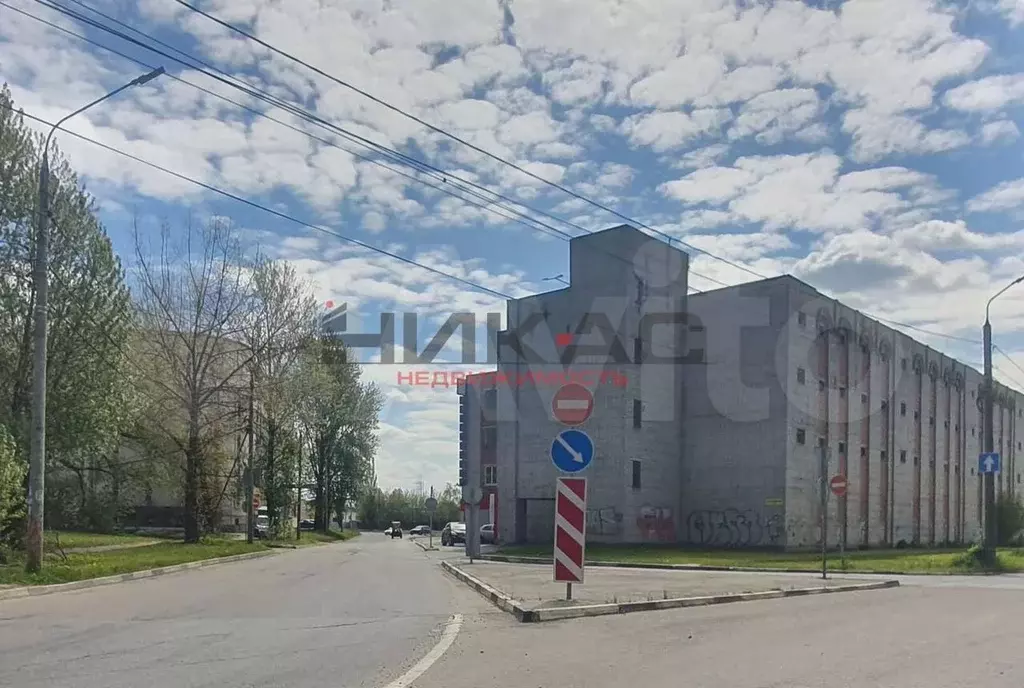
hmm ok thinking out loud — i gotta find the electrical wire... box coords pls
[171,0,769,281]
[0,100,514,300]
[18,0,725,291]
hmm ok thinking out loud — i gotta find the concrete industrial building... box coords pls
[457,224,1022,549]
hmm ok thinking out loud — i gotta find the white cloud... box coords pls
[943,73,1024,112]
[842,109,971,162]
[979,119,1021,145]
[728,88,822,145]
[996,0,1024,27]
[968,178,1024,213]
[622,109,731,152]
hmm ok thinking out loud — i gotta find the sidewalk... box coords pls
[454,560,889,611]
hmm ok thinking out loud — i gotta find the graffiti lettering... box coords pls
[685,509,783,547]
[586,506,623,536]
[637,506,674,542]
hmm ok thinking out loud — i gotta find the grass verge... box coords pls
[266,529,361,548]
[497,544,1024,574]
[1,540,269,586]
[46,531,160,551]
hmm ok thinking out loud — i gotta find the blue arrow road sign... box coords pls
[979,452,1001,474]
[551,429,594,474]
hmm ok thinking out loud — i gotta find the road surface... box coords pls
[0,534,458,688]
[5,537,1024,688]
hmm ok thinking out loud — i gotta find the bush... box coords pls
[996,495,1024,546]
[0,426,27,550]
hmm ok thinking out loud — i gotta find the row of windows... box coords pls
[794,427,1020,450]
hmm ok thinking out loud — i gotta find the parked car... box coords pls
[480,523,495,544]
[389,521,403,538]
[254,514,270,539]
[409,525,431,536]
[299,519,315,531]
[441,521,466,546]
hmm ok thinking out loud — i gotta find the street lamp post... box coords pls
[25,67,165,573]
[981,275,1024,564]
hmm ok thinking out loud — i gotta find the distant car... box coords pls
[409,525,431,536]
[255,514,270,539]
[480,523,495,544]
[441,521,466,546]
[389,521,403,538]
[299,519,315,531]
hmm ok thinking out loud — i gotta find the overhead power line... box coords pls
[17,0,727,293]
[170,0,768,281]
[0,100,514,300]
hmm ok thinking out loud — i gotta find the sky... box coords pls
[3,0,1024,492]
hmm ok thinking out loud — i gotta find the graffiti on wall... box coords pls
[587,506,623,536]
[686,509,783,547]
[637,506,675,541]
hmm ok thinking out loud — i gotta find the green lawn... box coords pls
[497,544,1024,574]
[46,531,160,551]
[2,540,270,586]
[267,529,361,548]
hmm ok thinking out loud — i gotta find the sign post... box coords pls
[426,488,438,550]
[820,445,829,580]
[554,477,587,600]
[830,475,848,569]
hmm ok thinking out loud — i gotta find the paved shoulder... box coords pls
[0,536,454,688]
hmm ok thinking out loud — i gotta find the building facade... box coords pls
[457,224,1022,549]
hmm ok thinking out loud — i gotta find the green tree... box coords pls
[996,494,1024,546]
[0,84,137,537]
[0,425,26,559]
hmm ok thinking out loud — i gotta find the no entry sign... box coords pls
[553,477,587,583]
[551,383,594,426]
[830,475,848,497]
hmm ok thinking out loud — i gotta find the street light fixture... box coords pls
[25,67,165,573]
[981,274,1024,564]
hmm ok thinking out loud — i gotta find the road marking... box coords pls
[381,613,463,688]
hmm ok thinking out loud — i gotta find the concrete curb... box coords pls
[413,540,439,552]
[481,554,964,577]
[0,550,277,602]
[442,560,900,623]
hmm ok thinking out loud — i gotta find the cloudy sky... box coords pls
[3,0,1024,491]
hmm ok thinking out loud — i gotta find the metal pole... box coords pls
[429,486,434,550]
[246,368,255,544]
[295,442,301,541]
[821,443,828,580]
[982,319,996,562]
[566,582,572,601]
[24,67,164,573]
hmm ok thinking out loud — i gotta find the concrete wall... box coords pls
[681,278,790,548]
[496,225,688,545]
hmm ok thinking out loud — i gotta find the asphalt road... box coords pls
[0,534,457,688]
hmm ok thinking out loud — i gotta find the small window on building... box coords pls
[862,393,868,404]
[860,446,867,458]
[971,389,975,399]
[1018,441,1022,450]
[819,380,826,392]
[797,368,806,384]
[818,436,826,448]
[633,399,642,428]
[900,402,907,417]
[944,420,949,429]
[881,451,888,463]
[913,455,920,466]
[839,387,846,398]
[838,441,846,454]
[955,424,960,433]
[901,358,907,370]
[900,450,907,464]
[483,465,497,485]
[929,416,934,426]
[482,427,496,449]
[971,467,975,476]
[881,400,889,411]
[972,427,976,437]
[796,428,806,445]
[798,311,807,327]
[631,460,642,489]
[634,336,643,363]
[1018,474,1021,484]
[913,410,919,420]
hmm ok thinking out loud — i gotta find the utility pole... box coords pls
[982,318,996,563]
[246,367,255,544]
[296,440,302,541]
[24,67,164,573]
[820,442,829,580]
[981,275,1024,564]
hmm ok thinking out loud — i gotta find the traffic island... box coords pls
[441,560,899,623]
